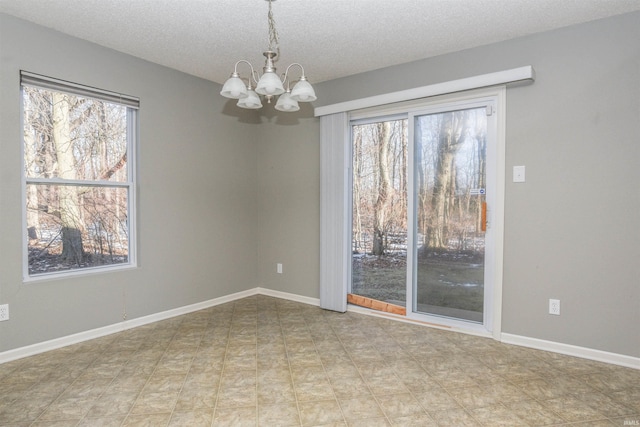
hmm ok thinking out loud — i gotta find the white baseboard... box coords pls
[2,289,637,371]
[0,288,259,364]
[256,287,320,307]
[501,333,640,370]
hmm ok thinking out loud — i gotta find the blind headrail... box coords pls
[314,65,534,117]
[20,70,139,109]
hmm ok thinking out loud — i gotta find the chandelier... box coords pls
[220,0,316,112]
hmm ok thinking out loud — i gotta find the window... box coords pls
[21,72,138,279]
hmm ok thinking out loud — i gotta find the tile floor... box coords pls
[0,295,638,426]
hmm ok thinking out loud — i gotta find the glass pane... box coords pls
[414,108,486,322]
[27,184,129,275]
[23,86,128,182]
[352,119,408,306]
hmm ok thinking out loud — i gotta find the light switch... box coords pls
[513,165,526,183]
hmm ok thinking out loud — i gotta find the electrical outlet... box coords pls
[0,304,9,321]
[277,263,283,274]
[549,299,560,316]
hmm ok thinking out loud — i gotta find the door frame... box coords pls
[347,86,505,339]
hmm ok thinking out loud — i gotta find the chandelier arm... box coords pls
[282,63,306,84]
[233,60,257,77]
[251,70,261,87]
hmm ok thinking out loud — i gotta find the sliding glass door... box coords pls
[349,94,500,330]
[347,96,502,331]
[410,106,489,323]
[351,117,408,311]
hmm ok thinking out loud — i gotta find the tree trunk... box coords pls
[23,110,40,241]
[352,128,363,253]
[428,111,469,249]
[372,122,393,256]
[52,93,85,264]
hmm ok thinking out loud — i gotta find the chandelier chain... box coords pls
[267,0,280,53]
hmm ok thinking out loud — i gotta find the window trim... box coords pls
[20,72,139,282]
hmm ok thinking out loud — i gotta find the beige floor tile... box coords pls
[299,399,345,426]
[330,376,371,399]
[129,390,180,415]
[291,364,328,383]
[429,408,481,426]
[356,361,397,378]
[448,385,503,409]
[389,413,438,426]
[212,406,258,427]
[364,375,410,396]
[258,381,297,404]
[2,295,639,427]
[347,417,391,426]
[122,412,172,426]
[216,385,257,408]
[414,387,462,413]
[488,380,531,403]
[575,391,639,418]
[295,380,336,401]
[429,368,478,389]
[339,395,385,420]
[168,409,214,426]
[0,396,56,424]
[36,395,97,421]
[573,420,618,427]
[85,391,139,417]
[220,369,257,388]
[257,366,293,385]
[324,362,361,380]
[507,399,565,426]
[288,351,324,367]
[376,393,425,419]
[543,395,608,423]
[174,386,217,410]
[30,420,81,427]
[611,388,640,413]
[470,403,528,426]
[258,402,301,426]
[77,415,127,427]
[144,372,188,393]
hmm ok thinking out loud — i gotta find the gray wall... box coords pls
[255,107,320,299]
[275,11,638,357]
[1,11,639,359]
[0,14,260,352]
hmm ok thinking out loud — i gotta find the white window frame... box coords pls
[20,71,139,282]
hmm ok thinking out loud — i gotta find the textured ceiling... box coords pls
[1,0,639,84]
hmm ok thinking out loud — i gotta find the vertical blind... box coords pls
[319,112,350,312]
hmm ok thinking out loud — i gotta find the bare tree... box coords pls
[52,92,86,264]
[427,111,472,249]
[352,126,364,253]
[372,121,393,255]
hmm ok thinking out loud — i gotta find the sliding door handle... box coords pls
[481,202,487,232]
